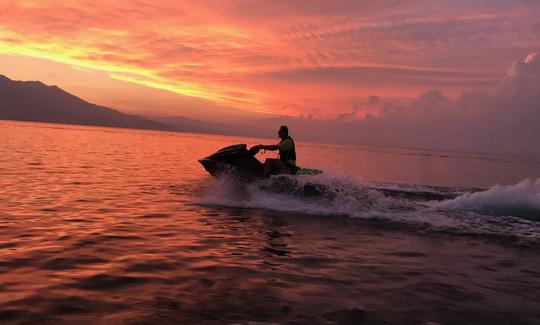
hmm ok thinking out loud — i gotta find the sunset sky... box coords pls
[1,0,539,122]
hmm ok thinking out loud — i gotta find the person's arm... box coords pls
[259,144,279,151]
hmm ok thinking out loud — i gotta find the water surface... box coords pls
[1,120,539,324]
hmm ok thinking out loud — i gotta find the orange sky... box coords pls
[1,1,539,121]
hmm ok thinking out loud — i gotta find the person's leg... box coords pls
[262,158,276,178]
[262,158,284,178]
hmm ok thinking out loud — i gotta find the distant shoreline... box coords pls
[3,118,539,165]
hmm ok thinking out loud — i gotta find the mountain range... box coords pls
[0,74,273,136]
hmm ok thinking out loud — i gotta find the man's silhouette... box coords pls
[253,125,297,178]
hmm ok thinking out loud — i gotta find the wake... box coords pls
[194,174,540,245]
[436,178,540,220]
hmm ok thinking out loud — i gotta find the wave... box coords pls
[435,178,540,220]
[194,174,540,245]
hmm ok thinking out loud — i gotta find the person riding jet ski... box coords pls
[251,125,299,178]
[199,126,320,180]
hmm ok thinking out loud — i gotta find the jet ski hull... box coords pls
[199,143,320,181]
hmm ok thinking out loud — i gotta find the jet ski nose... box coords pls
[198,158,212,166]
[199,157,217,170]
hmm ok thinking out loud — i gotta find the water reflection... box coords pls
[0,121,539,324]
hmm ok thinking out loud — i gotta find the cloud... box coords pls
[0,0,539,118]
[260,66,501,87]
[260,53,540,156]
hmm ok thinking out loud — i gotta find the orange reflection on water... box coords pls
[1,120,540,324]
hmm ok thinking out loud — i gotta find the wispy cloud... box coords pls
[0,0,539,117]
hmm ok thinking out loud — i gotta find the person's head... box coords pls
[278,125,288,139]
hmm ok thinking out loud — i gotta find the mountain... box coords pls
[0,74,175,131]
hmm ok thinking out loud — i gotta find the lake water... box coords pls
[1,120,539,324]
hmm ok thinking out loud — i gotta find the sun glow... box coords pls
[0,1,536,119]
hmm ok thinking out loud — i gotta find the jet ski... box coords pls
[199,144,329,198]
[199,144,321,181]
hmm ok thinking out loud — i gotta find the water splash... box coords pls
[436,178,540,220]
[195,174,540,244]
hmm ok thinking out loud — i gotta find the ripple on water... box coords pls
[385,251,427,258]
[140,213,172,219]
[0,310,34,323]
[0,242,17,249]
[72,234,144,248]
[5,294,128,321]
[41,256,108,270]
[124,259,183,273]
[409,281,485,302]
[69,273,154,291]
[101,234,143,241]
[0,257,40,271]
[262,246,289,257]
[35,296,95,315]
[62,218,95,223]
